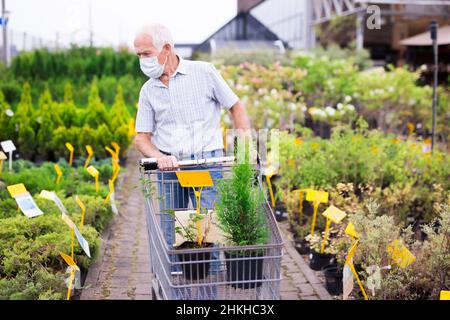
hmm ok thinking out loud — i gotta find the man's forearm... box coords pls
[135,133,165,158]
[230,101,251,130]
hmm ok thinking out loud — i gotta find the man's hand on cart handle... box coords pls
[157,155,179,171]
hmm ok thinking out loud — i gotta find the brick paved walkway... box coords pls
[81,146,152,300]
[81,146,332,300]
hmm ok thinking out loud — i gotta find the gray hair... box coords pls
[136,23,174,51]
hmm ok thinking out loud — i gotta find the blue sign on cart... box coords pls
[0,17,8,26]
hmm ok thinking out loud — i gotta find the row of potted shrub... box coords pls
[0,158,115,299]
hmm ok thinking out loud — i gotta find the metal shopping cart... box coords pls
[139,156,283,300]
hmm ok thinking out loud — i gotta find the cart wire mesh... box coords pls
[140,160,283,300]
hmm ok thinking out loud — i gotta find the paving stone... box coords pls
[300,295,319,300]
[281,292,300,300]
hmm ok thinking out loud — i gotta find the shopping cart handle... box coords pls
[139,156,236,171]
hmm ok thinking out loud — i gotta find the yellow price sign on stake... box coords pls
[263,166,277,208]
[111,142,120,158]
[344,240,369,300]
[7,183,28,198]
[176,171,213,188]
[75,196,86,227]
[322,205,347,224]
[294,137,302,145]
[345,222,360,239]
[54,164,63,185]
[62,214,75,259]
[60,252,79,270]
[440,291,450,300]
[84,145,94,169]
[292,188,313,221]
[65,143,74,166]
[103,180,114,206]
[176,171,214,246]
[320,205,347,253]
[105,146,116,159]
[111,164,120,183]
[59,252,79,301]
[305,190,329,236]
[387,240,416,268]
[39,190,68,216]
[306,190,329,203]
[62,214,91,258]
[87,165,100,193]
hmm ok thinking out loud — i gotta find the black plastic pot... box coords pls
[322,264,343,296]
[224,251,264,289]
[274,205,288,222]
[309,251,335,271]
[176,241,213,280]
[294,238,310,255]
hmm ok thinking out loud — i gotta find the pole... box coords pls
[2,0,7,66]
[88,0,93,47]
[430,21,438,153]
[356,11,365,50]
[8,150,12,172]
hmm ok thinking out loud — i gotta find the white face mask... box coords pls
[140,55,165,79]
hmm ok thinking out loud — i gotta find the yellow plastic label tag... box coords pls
[54,164,63,184]
[60,252,79,270]
[293,188,313,194]
[294,137,302,145]
[263,166,277,177]
[7,183,28,197]
[345,222,360,239]
[111,142,120,156]
[75,196,85,211]
[109,179,115,194]
[65,143,74,152]
[0,151,6,160]
[54,164,63,177]
[105,146,118,160]
[176,171,214,187]
[62,214,75,229]
[345,240,359,264]
[306,190,329,203]
[322,205,347,224]
[87,165,99,177]
[86,145,93,156]
[111,164,120,183]
[39,190,55,201]
[440,290,450,300]
[387,240,416,268]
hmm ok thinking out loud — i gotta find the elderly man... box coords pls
[134,23,250,165]
[134,24,251,282]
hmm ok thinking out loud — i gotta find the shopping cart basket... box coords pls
[139,156,283,300]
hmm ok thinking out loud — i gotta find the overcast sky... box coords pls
[5,0,237,48]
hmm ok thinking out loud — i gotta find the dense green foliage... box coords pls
[277,123,449,224]
[0,47,145,107]
[0,80,133,161]
[216,147,268,247]
[0,159,115,300]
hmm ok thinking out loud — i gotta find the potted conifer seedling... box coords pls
[216,147,269,289]
[168,209,214,280]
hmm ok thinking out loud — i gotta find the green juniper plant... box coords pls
[216,140,269,247]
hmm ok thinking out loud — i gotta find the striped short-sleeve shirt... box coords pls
[135,56,239,158]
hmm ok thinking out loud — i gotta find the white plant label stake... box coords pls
[1,140,16,172]
[366,265,391,297]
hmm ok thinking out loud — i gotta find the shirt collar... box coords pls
[149,55,187,87]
